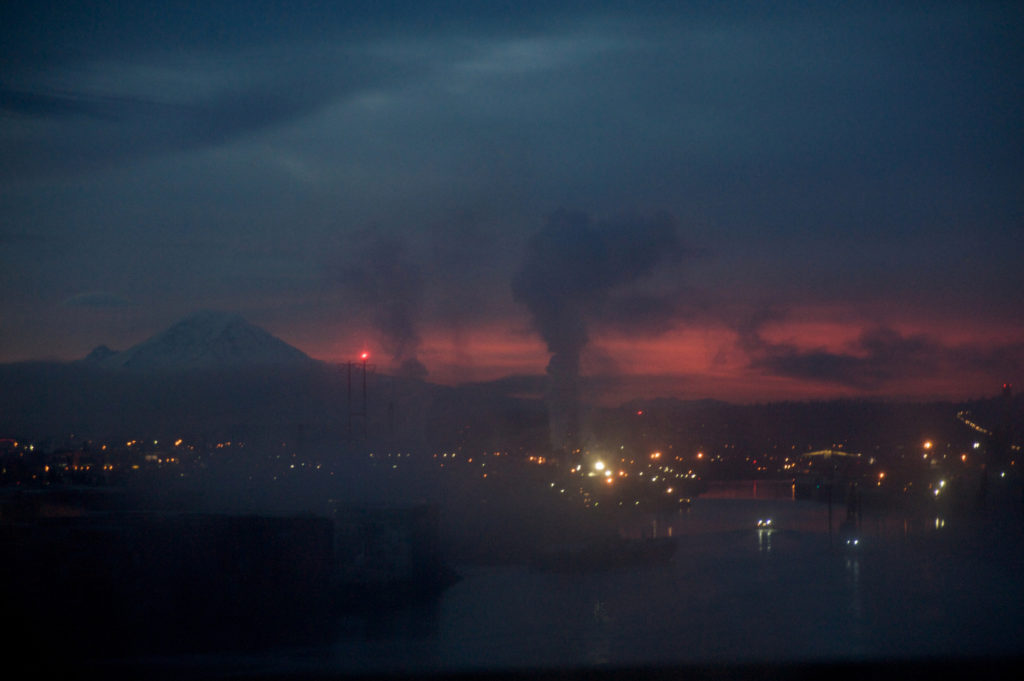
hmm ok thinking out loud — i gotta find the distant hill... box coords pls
[1,312,1017,453]
[81,310,316,370]
[1,311,545,448]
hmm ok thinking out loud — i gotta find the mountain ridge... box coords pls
[81,310,317,371]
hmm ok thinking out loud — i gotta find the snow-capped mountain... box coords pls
[84,310,316,370]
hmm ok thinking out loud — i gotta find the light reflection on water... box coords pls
[325,497,1024,674]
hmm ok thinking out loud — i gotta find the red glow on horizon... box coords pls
[294,315,1021,404]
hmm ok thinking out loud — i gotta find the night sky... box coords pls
[2,1,1022,403]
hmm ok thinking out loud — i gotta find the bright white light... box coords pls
[594,461,606,471]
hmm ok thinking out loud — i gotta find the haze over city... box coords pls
[2,1,1021,404]
[4,6,1024,678]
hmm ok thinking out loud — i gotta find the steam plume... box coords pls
[512,210,680,451]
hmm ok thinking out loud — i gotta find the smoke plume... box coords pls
[512,210,681,451]
[339,230,428,379]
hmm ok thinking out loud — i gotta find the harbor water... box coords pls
[99,494,1024,677]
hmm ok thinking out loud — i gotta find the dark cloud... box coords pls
[1,52,417,179]
[734,305,791,356]
[746,324,1024,389]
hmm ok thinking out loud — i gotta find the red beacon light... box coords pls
[360,351,370,361]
